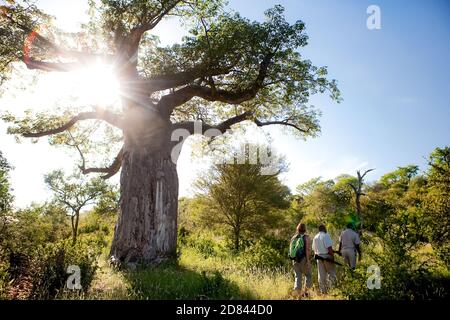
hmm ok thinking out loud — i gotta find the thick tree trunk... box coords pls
[110,106,179,266]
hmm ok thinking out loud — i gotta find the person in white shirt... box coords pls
[338,223,362,269]
[312,224,337,294]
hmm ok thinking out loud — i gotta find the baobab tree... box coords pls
[0,1,340,265]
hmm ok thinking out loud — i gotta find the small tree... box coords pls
[195,144,290,251]
[44,170,108,245]
[424,147,450,265]
[0,151,13,215]
[295,176,354,231]
[0,151,14,246]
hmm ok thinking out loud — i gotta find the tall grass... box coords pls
[83,246,341,300]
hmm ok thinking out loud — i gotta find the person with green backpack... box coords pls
[289,222,312,297]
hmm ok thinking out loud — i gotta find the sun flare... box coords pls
[27,61,122,109]
[70,62,121,107]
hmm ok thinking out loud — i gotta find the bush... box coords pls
[1,239,99,300]
[0,249,10,299]
[0,206,108,299]
[30,240,99,299]
[239,237,288,271]
[338,251,450,300]
[180,233,220,259]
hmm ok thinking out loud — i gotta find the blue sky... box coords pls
[233,0,450,181]
[0,0,449,207]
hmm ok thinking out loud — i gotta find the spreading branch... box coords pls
[146,63,239,94]
[22,109,123,138]
[158,53,273,115]
[21,57,82,72]
[127,1,182,50]
[172,109,310,137]
[172,112,252,134]
[79,147,124,180]
[3,10,114,71]
[253,119,308,133]
[68,130,123,180]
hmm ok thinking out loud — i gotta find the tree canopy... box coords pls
[1,0,340,178]
[194,143,291,251]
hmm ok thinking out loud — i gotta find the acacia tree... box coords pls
[0,1,340,265]
[45,170,109,245]
[195,144,291,251]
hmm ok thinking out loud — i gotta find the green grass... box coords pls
[82,247,341,300]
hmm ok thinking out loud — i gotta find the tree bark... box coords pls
[109,107,179,266]
[233,227,240,252]
[72,211,80,245]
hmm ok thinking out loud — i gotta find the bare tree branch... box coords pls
[3,11,114,71]
[172,111,253,134]
[360,168,375,181]
[79,147,124,180]
[172,109,308,136]
[21,57,82,72]
[348,182,358,193]
[128,1,182,47]
[253,119,308,133]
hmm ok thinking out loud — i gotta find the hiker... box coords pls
[312,224,337,294]
[289,222,312,297]
[338,222,362,269]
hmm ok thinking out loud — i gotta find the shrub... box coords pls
[30,239,99,299]
[0,249,10,299]
[239,237,288,271]
[180,233,220,259]
[338,251,450,300]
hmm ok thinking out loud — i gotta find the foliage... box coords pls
[78,210,117,254]
[195,144,291,251]
[0,200,115,299]
[1,203,70,256]
[239,236,288,271]
[1,0,340,172]
[295,175,354,233]
[125,259,253,300]
[0,151,13,214]
[93,184,120,216]
[337,147,450,300]
[423,147,450,265]
[45,169,110,244]
[180,232,220,259]
[30,239,99,299]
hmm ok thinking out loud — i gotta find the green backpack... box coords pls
[288,234,305,262]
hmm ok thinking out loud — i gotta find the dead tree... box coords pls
[348,169,374,232]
